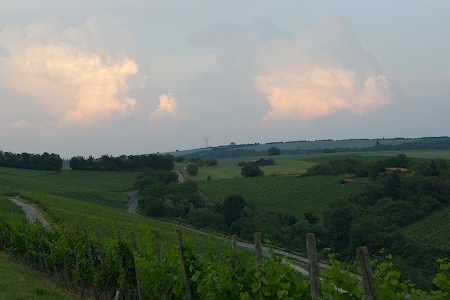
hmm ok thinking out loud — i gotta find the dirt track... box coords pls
[8,196,49,229]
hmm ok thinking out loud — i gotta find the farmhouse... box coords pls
[249,158,269,166]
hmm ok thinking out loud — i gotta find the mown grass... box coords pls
[0,252,77,300]
[189,150,450,181]
[197,158,317,180]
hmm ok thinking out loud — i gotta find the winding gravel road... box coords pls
[8,197,50,229]
[126,191,139,215]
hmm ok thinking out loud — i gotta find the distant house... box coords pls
[340,179,355,185]
[385,167,408,172]
[249,158,269,166]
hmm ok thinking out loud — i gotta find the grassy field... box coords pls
[0,252,77,299]
[182,150,450,181]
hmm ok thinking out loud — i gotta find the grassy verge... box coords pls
[0,252,78,300]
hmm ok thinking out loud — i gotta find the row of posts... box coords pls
[306,232,377,300]
[5,219,377,300]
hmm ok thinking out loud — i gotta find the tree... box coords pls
[267,147,280,156]
[324,199,360,251]
[304,212,319,225]
[241,163,264,177]
[221,194,251,227]
[186,164,198,176]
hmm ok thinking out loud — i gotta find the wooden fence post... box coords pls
[117,231,130,300]
[72,229,79,294]
[356,246,377,300]
[84,230,98,300]
[253,232,263,268]
[232,234,238,272]
[37,232,50,274]
[306,233,320,300]
[176,229,192,300]
[96,231,111,300]
[131,232,143,300]
[155,232,162,264]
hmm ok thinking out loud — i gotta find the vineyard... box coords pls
[197,175,366,220]
[398,207,450,249]
[0,218,448,299]
[0,156,449,298]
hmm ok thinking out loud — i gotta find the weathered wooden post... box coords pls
[72,228,79,293]
[232,234,239,272]
[84,230,98,300]
[306,233,320,300]
[117,231,130,300]
[176,229,192,300]
[253,232,263,268]
[131,232,143,300]
[155,232,162,264]
[357,246,377,300]
[96,230,111,300]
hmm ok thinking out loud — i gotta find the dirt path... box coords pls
[126,191,139,215]
[8,197,50,229]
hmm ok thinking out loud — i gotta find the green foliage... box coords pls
[220,194,252,227]
[267,147,281,156]
[0,151,62,171]
[240,163,264,177]
[70,153,175,171]
[186,163,199,176]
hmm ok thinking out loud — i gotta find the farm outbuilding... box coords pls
[249,158,269,166]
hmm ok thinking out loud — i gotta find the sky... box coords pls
[0,1,449,158]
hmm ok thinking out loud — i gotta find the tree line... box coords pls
[69,154,175,171]
[0,151,62,171]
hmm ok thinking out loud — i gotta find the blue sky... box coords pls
[0,1,449,158]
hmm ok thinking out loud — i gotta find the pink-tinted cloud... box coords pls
[149,93,186,121]
[253,15,392,122]
[0,14,141,127]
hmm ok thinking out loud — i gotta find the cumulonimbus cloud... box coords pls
[0,14,141,127]
[253,14,392,122]
[149,93,186,121]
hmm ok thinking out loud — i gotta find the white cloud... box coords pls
[253,14,392,122]
[0,14,142,127]
[149,93,186,121]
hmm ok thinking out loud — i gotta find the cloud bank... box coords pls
[189,15,392,124]
[0,14,141,128]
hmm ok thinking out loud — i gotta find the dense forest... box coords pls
[0,151,62,171]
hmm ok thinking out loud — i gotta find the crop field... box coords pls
[0,167,230,254]
[198,175,366,220]
[0,167,139,208]
[397,206,450,250]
